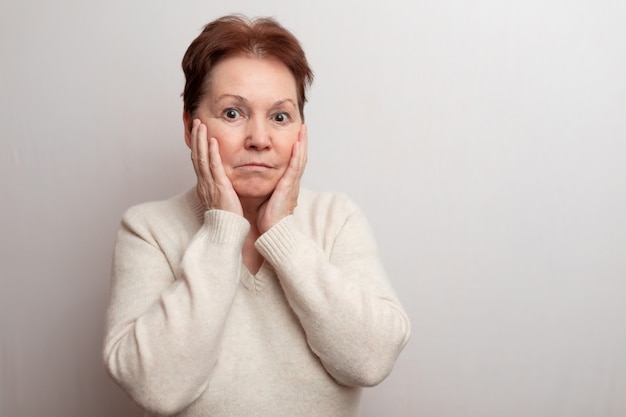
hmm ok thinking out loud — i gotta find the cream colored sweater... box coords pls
[103,188,410,417]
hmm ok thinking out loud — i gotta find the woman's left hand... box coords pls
[257,125,308,233]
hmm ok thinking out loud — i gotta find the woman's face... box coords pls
[186,55,302,202]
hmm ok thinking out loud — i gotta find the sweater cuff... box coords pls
[202,210,250,246]
[255,215,304,266]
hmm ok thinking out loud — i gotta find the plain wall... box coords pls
[1,0,625,416]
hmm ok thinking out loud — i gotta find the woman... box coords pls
[103,15,410,417]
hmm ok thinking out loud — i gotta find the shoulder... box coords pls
[297,188,361,218]
[120,188,203,235]
[294,189,367,239]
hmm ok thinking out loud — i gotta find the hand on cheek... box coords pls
[190,119,243,216]
[257,124,308,233]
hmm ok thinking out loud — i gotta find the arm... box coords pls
[103,207,249,415]
[255,203,410,387]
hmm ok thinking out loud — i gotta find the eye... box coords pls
[223,108,242,120]
[272,112,290,123]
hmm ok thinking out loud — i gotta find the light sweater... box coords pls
[103,188,410,417]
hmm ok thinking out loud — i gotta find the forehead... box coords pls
[205,54,297,102]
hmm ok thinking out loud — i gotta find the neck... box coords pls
[240,196,268,232]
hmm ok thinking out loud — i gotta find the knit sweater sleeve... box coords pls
[254,198,410,387]
[103,207,249,415]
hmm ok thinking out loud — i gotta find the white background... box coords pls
[2,0,625,416]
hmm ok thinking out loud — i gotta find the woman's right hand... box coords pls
[190,119,243,216]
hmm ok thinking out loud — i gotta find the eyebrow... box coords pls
[215,94,247,103]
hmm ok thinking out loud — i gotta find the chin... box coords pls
[233,182,277,201]
[230,171,283,201]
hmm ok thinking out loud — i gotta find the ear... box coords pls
[183,112,192,149]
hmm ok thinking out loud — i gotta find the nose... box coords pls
[245,118,271,150]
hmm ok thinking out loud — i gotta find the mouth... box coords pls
[236,162,275,171]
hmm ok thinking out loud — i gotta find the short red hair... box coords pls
[182,15,314,120]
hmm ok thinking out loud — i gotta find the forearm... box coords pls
[256,215,410,387]
[103,209,249,414]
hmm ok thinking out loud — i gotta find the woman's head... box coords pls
[182,15,313,120]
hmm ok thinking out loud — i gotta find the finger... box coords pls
[277,140,303,190]
[298,124,308,175]
[190,119,201,176]
[207,137,229,185]
[196,124,213,183]
[284,124,307,181]
[207,138,243,215]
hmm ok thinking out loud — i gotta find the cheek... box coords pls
[278,131,299,158]
[215,141,238,168]
[278,143,294,161]
[203,119,226,140]
[203,122,239,161]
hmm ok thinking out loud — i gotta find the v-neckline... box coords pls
[240,261,272,293]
